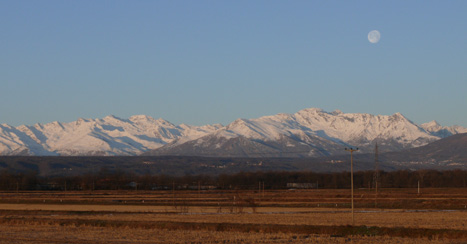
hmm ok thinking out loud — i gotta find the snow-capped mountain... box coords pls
[1,108,465,157]
[145,108,465,157]
[421,120,467,138]
[0,115,222,156]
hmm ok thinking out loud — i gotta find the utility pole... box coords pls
[258,182,261,196]
[345,147,358,226]
[262,181,265,198]
[172,181,175,207]
[91,165,95,191]
[373,143,379,208]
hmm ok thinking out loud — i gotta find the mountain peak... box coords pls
[129,115,155,122]
[75,118,89,126]
[302,107,324,113]
[391,112,408,120]
[104,115,121,120]
[331,109,343,115]
[52,121,63,126]
[154,118,175,126]
[423,120,441,127]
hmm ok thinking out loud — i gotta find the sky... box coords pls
[1,1,466,127]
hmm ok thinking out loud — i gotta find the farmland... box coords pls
[0,188,466,243]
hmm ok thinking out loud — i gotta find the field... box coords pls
[0,188,466,243]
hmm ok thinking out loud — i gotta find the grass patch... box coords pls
[0,217,465,240]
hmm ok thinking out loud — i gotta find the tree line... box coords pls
[0,168,466,191]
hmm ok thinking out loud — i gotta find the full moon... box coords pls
[368,30,381,44]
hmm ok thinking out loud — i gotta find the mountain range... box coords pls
[1,108,466,157]
[2,132,466,177]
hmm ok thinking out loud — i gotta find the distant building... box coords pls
[286,183,317,189]
[187,185,217,190]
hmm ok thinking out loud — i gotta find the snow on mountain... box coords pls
[146,108,465,157]
[148,125,345,158]
[1,108,465,157]
[1,115,220,156]
[145,111,347,157]
[0,124,51,155]
[421,120,467,138]
[293,109,440,151]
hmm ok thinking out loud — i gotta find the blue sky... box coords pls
[1,1,466,127]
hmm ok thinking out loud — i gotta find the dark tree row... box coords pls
[0,168,466,191]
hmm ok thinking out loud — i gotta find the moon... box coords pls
[368,30,381,44]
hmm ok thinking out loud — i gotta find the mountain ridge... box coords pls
[145,108,464,157]
[1,133,466,177]
[1,108,466,156]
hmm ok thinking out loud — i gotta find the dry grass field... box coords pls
[0,188,466,243]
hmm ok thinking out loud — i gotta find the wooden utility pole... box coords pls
[172,181,175,207]
[345,147,358,226]
[373,143,379,208]
[262,181,265,198]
